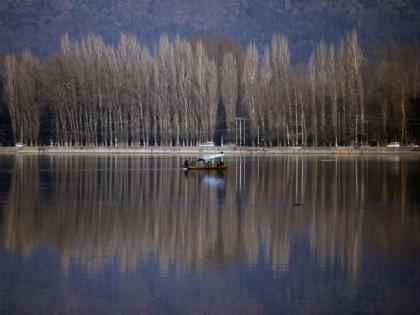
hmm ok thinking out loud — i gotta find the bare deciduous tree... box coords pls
[242,43,259,145]
[221,53,238,142]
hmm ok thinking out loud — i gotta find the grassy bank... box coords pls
[0,146,419,155]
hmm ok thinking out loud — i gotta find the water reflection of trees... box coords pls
[1,155,418,277]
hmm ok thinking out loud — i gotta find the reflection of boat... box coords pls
[202,174,225,188]
[182,152,228,171]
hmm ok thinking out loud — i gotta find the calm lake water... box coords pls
[0,154,420,314]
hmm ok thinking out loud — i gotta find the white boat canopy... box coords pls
[198,152,224,161]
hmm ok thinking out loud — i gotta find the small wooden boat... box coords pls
[182,152,228,171]
[184,164,229,171]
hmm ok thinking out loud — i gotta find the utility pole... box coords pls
[239,120,242,146]
[355,113,358,146]
[257,127,260,147]
[235,117,247,146]
[243,119,245,145]
[235,119,238,146]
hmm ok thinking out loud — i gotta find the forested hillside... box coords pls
[1,0,420,60]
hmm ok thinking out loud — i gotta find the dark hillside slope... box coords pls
[1,0,420,60]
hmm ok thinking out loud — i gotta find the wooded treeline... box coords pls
[1,31,420,146]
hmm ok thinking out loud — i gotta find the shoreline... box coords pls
[1,146,420,155]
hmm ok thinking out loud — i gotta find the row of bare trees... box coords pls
[2,31,420,146]
[3,51,41,145]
